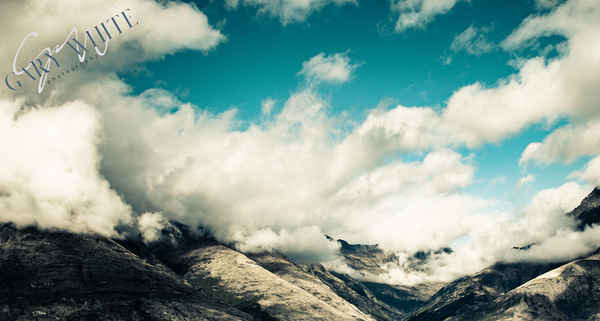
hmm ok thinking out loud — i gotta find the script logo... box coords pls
[3,9,139,94]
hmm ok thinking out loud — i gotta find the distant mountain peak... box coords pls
[568,186,600,230]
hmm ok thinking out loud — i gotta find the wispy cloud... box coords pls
[226,0,357,25]
[450,25,495,56]
[390,0,463,32]
[299,52,359,85]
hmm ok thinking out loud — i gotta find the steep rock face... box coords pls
[338,240,392,276]
[250,251,437,321]
[0,224,251,321]
[0,222,439,321]
[248,252,376,319]
[179,244,375,321]
[405,262,562,321]
[477,254,600,321]
[569,187,600,230]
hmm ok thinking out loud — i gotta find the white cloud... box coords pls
[569,155,600,186]
[520,121,600,165]
[232,0,357,25]
[391,0,462,32]
[0,98,132,237]
[33,71,493,265]
[3,52,599,285]
[2,0,600,287]
[299,52,358,85]
[338,1,599,151]
[329,181,596,285]
[508,2,600,196]
[440,0,600,147]
[450,25,494,56]
[518,174,535,186]
[0,0,224,100]
[137,212,168,243]
[0,0,225,236]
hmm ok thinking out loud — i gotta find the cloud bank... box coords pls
[0,0,599,287]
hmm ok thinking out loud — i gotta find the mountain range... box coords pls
[1,188,599,321]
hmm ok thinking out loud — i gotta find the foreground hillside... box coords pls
[1,187,599,320]
[0,222,424,321]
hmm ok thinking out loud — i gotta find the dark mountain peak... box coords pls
[337,239,383,256]
[582,186,600,204]
[568,186,600,230]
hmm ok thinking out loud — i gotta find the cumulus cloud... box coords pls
[24,66,496,266]
[450,25,494,56]
[508,1,600,190]
[0,0,224,99]
[79,80,488,262]
[390,0,463,32]
[440,0,600,147]
[229,0,357,25]
[0,0,224,236]
[2,0,600,287]
[339,0,600,150]
[520,121,600,165]
[569,156,600,186]
[299,52,358,85]
[502,182,596,262]
[0,98,132,237]
[357,181,594,285]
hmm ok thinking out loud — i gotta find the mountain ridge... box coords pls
[1,186,600,320]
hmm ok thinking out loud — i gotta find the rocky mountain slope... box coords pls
[0,222,432,321]
[0,224,250,321]
[1,187,599,321]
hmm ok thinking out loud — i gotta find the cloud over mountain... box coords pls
[1,0,600,287]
